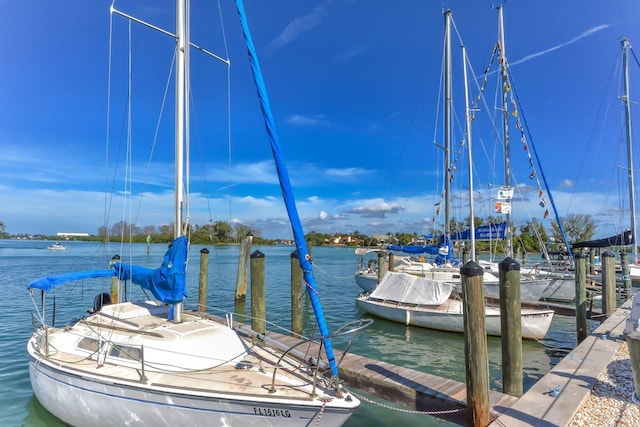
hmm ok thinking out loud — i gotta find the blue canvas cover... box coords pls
[113,236,188,305]
[387,235,457,265]
[28,236,188,306]
[28,269,115,291]
[387,235,453,256]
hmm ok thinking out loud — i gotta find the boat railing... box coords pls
[267,318,373,396]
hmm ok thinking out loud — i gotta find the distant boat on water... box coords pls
[46,243,67,250]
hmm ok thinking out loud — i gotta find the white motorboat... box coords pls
[47,243,67,250]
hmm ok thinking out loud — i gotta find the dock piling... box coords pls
[110,254,121,304]
[461,260,490,426]
[621,251,632,299]
[574,252,588,344]
[499,257,523,397]
[290,251,303,337]
[198,248,209,312]
[250,250,266,334]
[234,234,253,302]
[601,251,617,317]
[377,250,386,283]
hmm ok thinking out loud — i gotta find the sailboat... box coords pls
[571,38,640,284]
[26,2,363,426]
[356,9,554,340]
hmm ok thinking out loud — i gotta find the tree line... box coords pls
[307,214,598,253]
[0,214,598,251]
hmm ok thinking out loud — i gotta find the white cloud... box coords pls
[263,0,337,55]
[509,25,609,66]
[286,114,328,126]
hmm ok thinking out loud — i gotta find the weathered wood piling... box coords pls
[461,260,490,426]
[290,250,303,337]
[110,254,120,303]
[574,252,588,344]
[499,257,522,397]
[601,250,616,317]
[234,234,253,302]
[198,248,209,312]
[250,250,266,334]
[621,251,632,298]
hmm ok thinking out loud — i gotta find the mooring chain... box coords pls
[313,398,330,427]
[349,390,465,416]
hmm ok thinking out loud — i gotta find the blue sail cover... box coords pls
[27,236,188,306]
[28,269,115,291]
[452,222,507,241]
[386,244,442,255]
[235,0,339,377]
[113,236,188,305]
[387,235,456,265]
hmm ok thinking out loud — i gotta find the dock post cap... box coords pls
[601,250,616,258]
[460,260,484,277]
[574,251,587,259]
[250,250,265,259]
[499,256,520,271]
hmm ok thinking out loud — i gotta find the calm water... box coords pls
[0,240,592,426]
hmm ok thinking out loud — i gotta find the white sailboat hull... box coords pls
[355,271,377,292]
[28,359,351,427]
[481,278,551,302]
[629,264,640,283]
[27,302,357,427]
[356,296,554,340]
[540,277,576,303]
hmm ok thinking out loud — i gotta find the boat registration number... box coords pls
[253,407,292,418]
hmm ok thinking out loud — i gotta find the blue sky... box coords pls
[2,0,640,240]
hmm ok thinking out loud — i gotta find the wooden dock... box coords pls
[194,311,518,425]
[192,296,632,426]
[489,299,632,426]
[276,334,518,425]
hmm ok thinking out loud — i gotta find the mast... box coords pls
[173,0,187,322]
[444,10,452,250]
[498,5,512,258]
[463,44,475,260]
[622,38,638,262]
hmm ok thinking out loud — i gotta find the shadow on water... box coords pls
[23,396,65,427]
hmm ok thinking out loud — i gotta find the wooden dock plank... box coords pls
[192,311,519,425]
[489,300,631,427]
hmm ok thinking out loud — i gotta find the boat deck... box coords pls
[32,307,342,404]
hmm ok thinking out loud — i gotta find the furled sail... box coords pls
[571,229,634,249]
[113,236,188,305]
[386,235,455,265]
[235,0,339,378]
